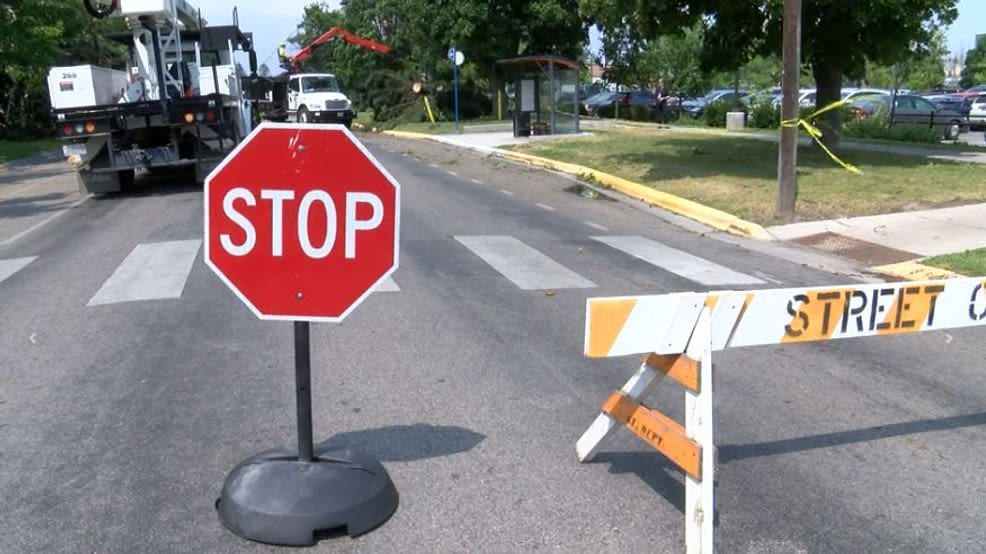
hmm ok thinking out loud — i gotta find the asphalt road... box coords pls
[1,135,984,553]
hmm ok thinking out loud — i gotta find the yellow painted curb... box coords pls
[379,130,772,240]
[497,150,772,240]
[869,260,964,281]
[382,130,435,140]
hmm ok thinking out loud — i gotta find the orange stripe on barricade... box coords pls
[877,283,947,336]
[644,353,699,392]
[601,391,701,479]
[780,287,856,344]
[586,298,637,358]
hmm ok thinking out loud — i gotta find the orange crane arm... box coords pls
[288,27,391,69]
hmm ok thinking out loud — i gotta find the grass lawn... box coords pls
[923,249,986,277]
[0,139,59,165]
[507,128,986,225]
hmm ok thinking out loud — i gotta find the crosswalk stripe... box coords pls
[456,235,596,290]
[88,240,201,306]
[0,256,37,285]
[376,277,400,292]
[592,236,765,286]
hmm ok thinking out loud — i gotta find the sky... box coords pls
[195,0,983,73]
[946,0,984,58]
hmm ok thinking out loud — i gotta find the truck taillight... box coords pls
[184,112,195,124]
[205,111,215,122]
[74,124,84,134]
[84,122,95,133]
[63,125,73,136]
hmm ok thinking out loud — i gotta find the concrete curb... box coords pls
[868,260,964,281]
[379,130,773,241]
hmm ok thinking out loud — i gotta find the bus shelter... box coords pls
[495,56,580,137]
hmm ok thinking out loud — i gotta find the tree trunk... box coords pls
[812,63,843,149]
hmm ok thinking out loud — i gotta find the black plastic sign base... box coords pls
[217,445,399,546]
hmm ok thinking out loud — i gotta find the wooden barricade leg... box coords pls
[685,307,715,554]
[576,359,666,462]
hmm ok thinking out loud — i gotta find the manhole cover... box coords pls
[790,232,919,265]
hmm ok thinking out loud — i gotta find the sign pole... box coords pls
[453,54,460,132]
[294,321,314,462]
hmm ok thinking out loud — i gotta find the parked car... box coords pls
[968,94,986,131]
[840,88,890,102]
[582,91,617,115]
[681,89,748,118]
[922,94,972,117]
[953,84,986,99]
[587,90,656,117]
[847,93,969,139]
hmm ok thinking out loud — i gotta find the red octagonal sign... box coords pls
[204,123,400,322]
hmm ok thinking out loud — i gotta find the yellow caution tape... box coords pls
[780,98,862,174]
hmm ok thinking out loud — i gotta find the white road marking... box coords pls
[88,240,201,306]
[535,203,556,211]
[447,171,458,176]
[456,235,595,290]
[0,197,88,246]
[593,235,765,286]
[471,179,483,185]
[376,276,400,292]
[0,256,37,285]
[585,221,608,231]
[501,190,514,196]
[429,163,439,168]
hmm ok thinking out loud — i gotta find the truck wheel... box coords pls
[118,169,135,191]
[297,107,310,123]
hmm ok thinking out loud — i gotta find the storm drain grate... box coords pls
[790,231,920,266]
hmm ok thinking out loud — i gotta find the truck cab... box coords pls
[286,73,355,127]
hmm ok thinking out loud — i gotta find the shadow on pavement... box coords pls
[590,451,685,513]
[317,423,486,462]
[0,192,77,218]
[718,411,986,463]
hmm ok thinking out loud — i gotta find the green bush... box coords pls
[627,105,654,121]
[843,106,942,144]
[703,99,740,127]
[747,97,780,129]
[843,117,890,140]
[886,124,942,144]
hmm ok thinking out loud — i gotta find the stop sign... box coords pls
[204,122,399,322]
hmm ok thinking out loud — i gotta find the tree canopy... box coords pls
[291,0,586,122]
[580,0,959,144]
[960,37,986,89]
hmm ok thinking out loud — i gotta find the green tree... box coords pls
[866,28,948,92]
[960,36,986,89]
[0,0,125,138]
[640,26,709,99]
[294,0,587,120]
[580,0,959,146]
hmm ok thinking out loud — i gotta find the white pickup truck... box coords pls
[284,73,355,127]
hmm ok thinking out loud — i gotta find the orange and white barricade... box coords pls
[577,277,986,554]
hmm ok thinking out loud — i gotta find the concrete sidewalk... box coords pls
[385,127,985,280]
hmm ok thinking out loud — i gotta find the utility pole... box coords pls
[777,0,801,216]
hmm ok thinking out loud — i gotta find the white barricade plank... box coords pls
[585,278,986,357]
[684,307,715,554]
[576,360,665,462]
[585,293,705,358]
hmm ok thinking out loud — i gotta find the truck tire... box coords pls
[118,169,135,191]
[297,107,310,123]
